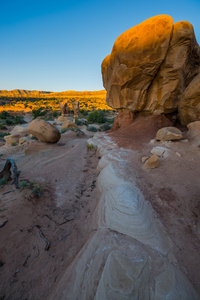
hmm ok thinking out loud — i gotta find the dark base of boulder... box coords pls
[111,110,135,131]
[109,114,173,150]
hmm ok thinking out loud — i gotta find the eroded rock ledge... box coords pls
[102,15,200,125]
[49,133,199,299]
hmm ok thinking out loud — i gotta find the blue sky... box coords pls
[0,0,200,92]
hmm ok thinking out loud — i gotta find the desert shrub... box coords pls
[5,119,14,126]
[0,178,7,186]
[86,126,98,132]
[87,110,106,124]
[80,109,88,116]
[13,116,26,124]
[0,111,10,119]
[106,117,115,124]
[100,123,112,131]
[87,143,94,150]
[75,118,88,126]
[32,108,47,119]
[52,111,58,117]
[0,123,7,130]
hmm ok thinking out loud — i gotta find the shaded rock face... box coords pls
[28,119,61,143]
[102,15,200,125]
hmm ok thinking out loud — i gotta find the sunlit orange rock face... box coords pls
[102,15,200,125]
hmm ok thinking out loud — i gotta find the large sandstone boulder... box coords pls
[28,119,61,143]
[102,15,200,125]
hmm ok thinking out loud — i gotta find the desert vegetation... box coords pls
[0,89,110,115]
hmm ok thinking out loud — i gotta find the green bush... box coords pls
[80,109,88,116]
[87,110,106,124]
[75,118,88,126]
[14,116,25,124]
[32,108,47,119]
[100,123,112,131]
[0,111,10,119]
[0,123,7,130]
[86,126,98,132]
[5,119,14,126]
[106,117,115,124]
[0,178,7,186]
[53,111,58,117]
[87,143,95,150]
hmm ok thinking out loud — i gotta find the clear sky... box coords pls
[0,0,200,92]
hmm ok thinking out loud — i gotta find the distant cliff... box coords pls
[0,89,106,99]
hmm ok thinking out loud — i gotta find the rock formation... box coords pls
[102,15,200,125]
[72,101,79,118]
[28,119,61,143]
[59,102,70,116]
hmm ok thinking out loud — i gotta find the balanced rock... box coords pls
[28,119,61,143]
[143,154,159,169]
[102,15,200,125]
[156,127,183,141]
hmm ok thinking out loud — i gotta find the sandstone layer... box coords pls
[102,15,200,125]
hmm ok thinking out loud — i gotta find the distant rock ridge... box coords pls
[0,89,106,98]
[102,15,200,125]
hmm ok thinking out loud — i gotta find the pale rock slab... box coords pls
[150,146,169,157]
[4,134,20,145]
[104,182,171,255]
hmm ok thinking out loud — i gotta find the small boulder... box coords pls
[4,134,20,145]
[143,154,159,169]
[156,127,183,141]
[10,124,29,137]
[62,121,77,130]
[28,119,61,143]
[55,116,73,122]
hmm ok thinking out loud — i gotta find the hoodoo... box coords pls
[102,15,200,126]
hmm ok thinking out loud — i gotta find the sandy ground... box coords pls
[0,116,200,298]
[0,131,100,299]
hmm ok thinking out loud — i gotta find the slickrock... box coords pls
[50,134,199,299]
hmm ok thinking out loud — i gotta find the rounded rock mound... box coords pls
[28,119,61,143]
